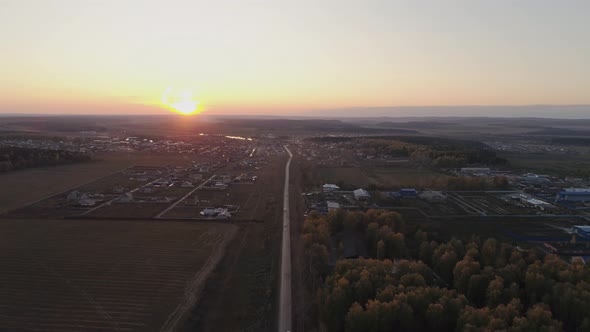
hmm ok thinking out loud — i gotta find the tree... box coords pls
[418,241,434,267]
[481,238,498,267]
[486,276,505,307]
[453,256,481,294]
[377,240,385,260]
[512,304,563,331]
[345,302,375,332]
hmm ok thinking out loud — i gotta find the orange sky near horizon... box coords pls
[1,0,589,116]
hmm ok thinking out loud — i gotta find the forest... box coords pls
[310,136,508,167]
[303,210,590,332]
[0,146,92,172]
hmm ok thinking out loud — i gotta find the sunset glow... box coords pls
[161,88,202,115]
[1,0,589,117]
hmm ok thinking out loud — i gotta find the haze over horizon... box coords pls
[2,0,589,117]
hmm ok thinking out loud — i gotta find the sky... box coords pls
[1,0,589,117]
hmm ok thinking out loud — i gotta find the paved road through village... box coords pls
[278,145,293,332]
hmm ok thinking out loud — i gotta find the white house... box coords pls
[323,184,340,192]
[327,201,340,212]
[353,189,371,201]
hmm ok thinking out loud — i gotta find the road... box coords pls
[278,145,293,332]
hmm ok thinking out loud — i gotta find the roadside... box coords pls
[290,155,315,332]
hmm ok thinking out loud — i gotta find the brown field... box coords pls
[0,146,289,332]
[0,218,237,332]
[366,166,451,189]
[315,167,371,188]
[182,154,287,331]
[0,159,131,214]
[0,152,203,215]
[85,202,172,219]
[312,165,450,190]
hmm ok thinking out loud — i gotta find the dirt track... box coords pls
[160,225,238,332]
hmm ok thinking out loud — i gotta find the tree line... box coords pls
[303,209,590,331]
[309,136,508,167]
[0,146,92,172]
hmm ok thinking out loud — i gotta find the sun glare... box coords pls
[162,87,202,115]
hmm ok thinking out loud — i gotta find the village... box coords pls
[2,136,288,222]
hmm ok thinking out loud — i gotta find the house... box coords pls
[326,201,340,212]
[572,226,590,239]
[191,173,203,181]
[214,182,227,190]
[323,184,340,192]
[67,190,82,201]
[118,192,133,202]
[112,187,125,194]
[78,198,96,207]
[138,186,154,194]
[181,181,194,188]
[520,173,550,185]
[400,188,418,198]
[216,209,232,219]
[387,192,402,199]
[200,207,216,217]
[353,188,371,201]
[461,167,491,175]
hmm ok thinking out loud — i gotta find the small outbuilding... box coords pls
[353,188,371,201]
[323,184,340,192]
[326,201,340,212]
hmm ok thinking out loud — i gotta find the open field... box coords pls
[182,155,287,331]
[429,215,585,244]
[315,167,371,188]
[0,152,202,215]
[0,218,237,332]
[0,159,131,214]
[0,141,289,332]
[311,165,450,190]
[499,151,590,176]
[365,166,451,189]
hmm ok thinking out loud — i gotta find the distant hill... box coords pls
[529,127,590,136]
[375,121,457,129]
[220,119,419,134]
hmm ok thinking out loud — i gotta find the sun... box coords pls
[161,87,202,115]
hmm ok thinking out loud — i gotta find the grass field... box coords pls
[0,159,131,214]
[0,152,202,214]
[312,165,450,190]
[500,151,590,176]
[0,219,237,332]
[366,167,451,189]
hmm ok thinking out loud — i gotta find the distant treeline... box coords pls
[310,136,507,167]
[303,209,590,332]
[221,119,419,134]
[0,146,92,172]
[375,121,457,129]
[548,137,590,146]
[530,127,590,136]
